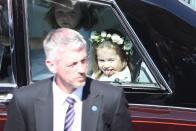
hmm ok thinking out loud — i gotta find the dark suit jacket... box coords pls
[4,77,132,131]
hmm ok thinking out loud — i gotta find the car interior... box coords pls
[27,0,159,89]
[0,0,163,93]
[0,2,12,84]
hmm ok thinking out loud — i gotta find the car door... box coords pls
[0,0,25,130]
[115,0,196,130]
[25,0,175,131]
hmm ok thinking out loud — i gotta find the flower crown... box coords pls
[90,31,133,55]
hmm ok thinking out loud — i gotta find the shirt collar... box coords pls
[52,78,84,105]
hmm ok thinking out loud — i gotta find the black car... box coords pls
[0,0,196,131]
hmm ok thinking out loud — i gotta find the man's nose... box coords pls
[77,63,87,73]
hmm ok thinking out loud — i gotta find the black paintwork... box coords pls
[12,0,28,86]
[116,0,196,107]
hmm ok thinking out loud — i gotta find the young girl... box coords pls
[90,30,133,83]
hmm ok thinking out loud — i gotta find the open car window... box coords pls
[28,0,162,91]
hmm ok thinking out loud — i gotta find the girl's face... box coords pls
[54,5,81,28]
[97,47,124,77]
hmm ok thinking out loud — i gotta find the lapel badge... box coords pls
[91,105,98,112]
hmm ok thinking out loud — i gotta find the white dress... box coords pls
[136,62,156,83]
[91,66,131,82]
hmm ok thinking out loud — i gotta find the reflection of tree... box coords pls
[185,0,192,4]
[0,0,8,37]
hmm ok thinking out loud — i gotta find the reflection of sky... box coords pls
[180,0,196,10]
[184,0,196,7]
[7,0,13,30]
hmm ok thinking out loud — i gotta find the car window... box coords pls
[27,0,159,90]
[0,0,14,84]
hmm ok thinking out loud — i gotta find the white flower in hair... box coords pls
[90,32,99,43]
[106,33,112,38]
[111,33,124,45]
[90,31,97,40]
[123,41,133,55]
[100,38,105,42]
[94,36,99,41]
[123,42,132,50]
[118,38,124,45]
[101,31,107,37]
[90,30,133,55]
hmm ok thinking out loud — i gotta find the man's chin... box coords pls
[73,81,85,88]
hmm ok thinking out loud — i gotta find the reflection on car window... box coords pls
[180,0,196,10]
[28,0,98,80]
[28,0,158,89]
[0,0,13,84]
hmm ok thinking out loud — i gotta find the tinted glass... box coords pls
[27,0,158,90]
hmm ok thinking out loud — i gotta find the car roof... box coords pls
[143,0,196,27]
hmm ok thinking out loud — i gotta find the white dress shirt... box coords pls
[53,80,83,131]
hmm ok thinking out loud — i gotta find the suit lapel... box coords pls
[34,79,53,131]
[82,78,102,131]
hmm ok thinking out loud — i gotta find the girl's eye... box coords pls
[98,59,104,62]
[108,59,115,62]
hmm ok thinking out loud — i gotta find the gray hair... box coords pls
[43,28,86,60]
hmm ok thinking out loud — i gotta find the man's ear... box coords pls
[45,59,57,73]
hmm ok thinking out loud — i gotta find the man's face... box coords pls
[52,44,88,89]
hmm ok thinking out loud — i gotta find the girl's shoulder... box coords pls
[112,66,132,82]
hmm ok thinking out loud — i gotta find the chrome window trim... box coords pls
[7,0,15,84]
[0,112,7,116]
[129,103,196,112]
[79,0,172,93]
[23,0,31,84]
[110,0,172,93]
[0,83,17,87]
